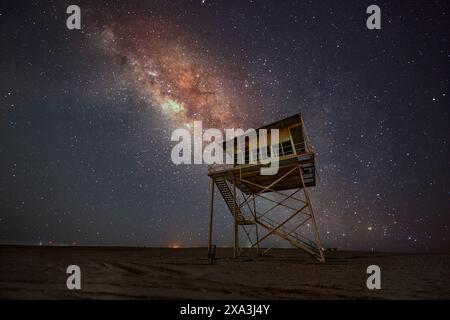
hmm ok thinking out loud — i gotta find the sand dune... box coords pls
[0,246,449,299]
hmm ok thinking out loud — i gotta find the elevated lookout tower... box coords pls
[207,114,325,262]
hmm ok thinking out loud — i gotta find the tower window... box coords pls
[281,141,294,155]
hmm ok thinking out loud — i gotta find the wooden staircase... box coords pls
[254,214,322,258]
[215,178,254,225]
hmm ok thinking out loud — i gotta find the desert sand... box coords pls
[0,245,449,299]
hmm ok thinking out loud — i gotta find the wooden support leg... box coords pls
[208,178,215,257]
[253,196,260,256]
[233,175,239,258]
[298,166,325,262]
[255,224,260,256]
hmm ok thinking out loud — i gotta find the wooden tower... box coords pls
[207,114,325,262]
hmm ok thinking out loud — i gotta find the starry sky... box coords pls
[1,0,449,252]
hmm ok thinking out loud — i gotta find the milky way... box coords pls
[88,13,248,129]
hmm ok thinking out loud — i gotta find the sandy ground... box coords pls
[0,245,449,299]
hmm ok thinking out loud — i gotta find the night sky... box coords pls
[1,0,449,252]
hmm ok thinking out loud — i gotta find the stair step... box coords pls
[215,178,253,223]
